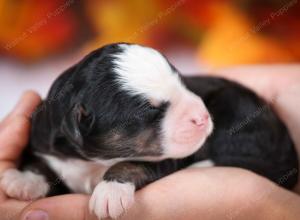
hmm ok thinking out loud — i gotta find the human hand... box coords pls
[2,75,300,220]
[0,91,42,220]
[120,167,300,220]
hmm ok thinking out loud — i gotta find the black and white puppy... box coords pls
[0,43,298,219]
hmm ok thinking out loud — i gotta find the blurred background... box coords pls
[1,0,300,118]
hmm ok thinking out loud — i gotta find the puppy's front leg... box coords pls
[89,160,185,219]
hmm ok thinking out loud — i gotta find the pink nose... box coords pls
[190,113,209,127]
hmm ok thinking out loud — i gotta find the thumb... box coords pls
[9,90,41,119]
[2,91,41,125]
[19,194,98,220]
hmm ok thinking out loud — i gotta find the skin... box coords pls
[0,72,300,220]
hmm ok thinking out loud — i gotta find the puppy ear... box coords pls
[60,103,94,147]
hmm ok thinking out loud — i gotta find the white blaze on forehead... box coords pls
[113,44,186,103]
[111,44,213,160]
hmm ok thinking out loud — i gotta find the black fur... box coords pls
[21,43,298,197]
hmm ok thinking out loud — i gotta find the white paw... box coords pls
[0,169,49,201]
[89,181,135,219]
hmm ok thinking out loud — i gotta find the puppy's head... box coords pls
[54,43,213,162]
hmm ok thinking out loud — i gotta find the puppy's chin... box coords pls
[161,117,213,159]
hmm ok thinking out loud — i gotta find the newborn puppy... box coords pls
[1,43,298,219]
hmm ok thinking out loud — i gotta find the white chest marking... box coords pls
[41,155,110,194]
[189,159,215,168]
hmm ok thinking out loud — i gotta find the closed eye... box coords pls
[128,101,169,123]
[146,102,169,122]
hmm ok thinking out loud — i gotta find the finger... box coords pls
[2,91,41,125]
[0,199,28,219]
[0,90,41,165]
[19,194,97,220]
[9,90,41,118]
[0,116,30,162]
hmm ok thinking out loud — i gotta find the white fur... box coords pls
[0,169,49,200]
[113,44,186,104]
[41,154,110,193]
[89,181,135,219]
[189,159,215,168]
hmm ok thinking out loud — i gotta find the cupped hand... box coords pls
[0,91,96,220]
[1,71,300,220]
[0,91,40,220]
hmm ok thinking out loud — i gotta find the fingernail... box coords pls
[23,210,49,220]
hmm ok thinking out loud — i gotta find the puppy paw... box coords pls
[89,181,135,219]
[0,169,49,201]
